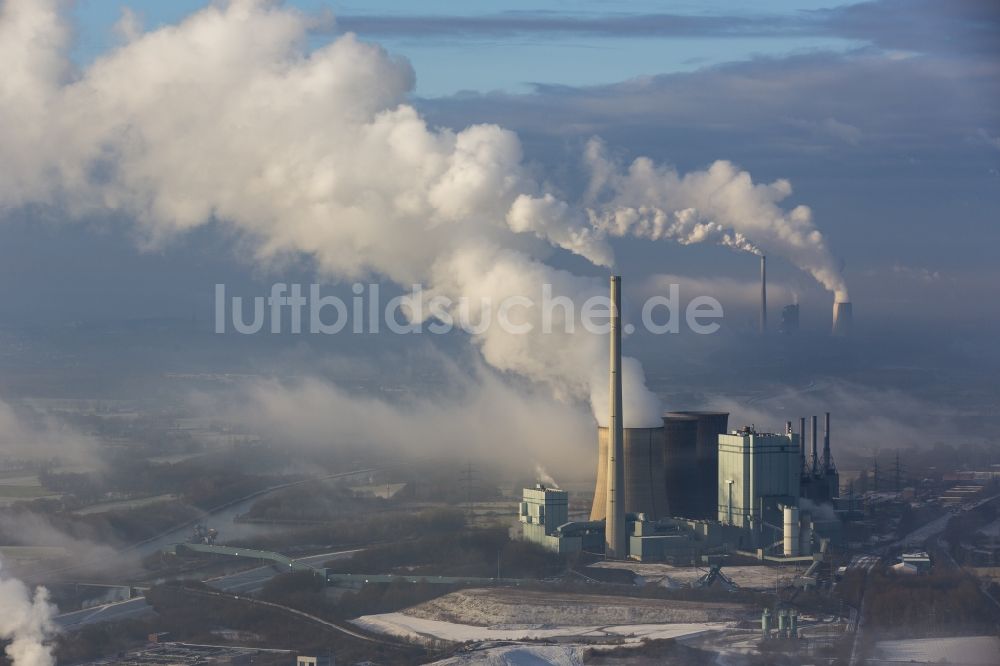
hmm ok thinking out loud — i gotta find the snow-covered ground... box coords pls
[426,644,586,666]
[351,612,725,645]
[400,588,743,626]
[874,636,1000,664]
[590,561,808,590]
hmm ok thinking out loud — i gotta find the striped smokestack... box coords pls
[605,275,626,559]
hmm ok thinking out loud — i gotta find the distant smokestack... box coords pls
[823,412,832,474]
[832,301,853,336]
[605,275,626,559]
[811,415,819,476]
[799,416,807,474]
[760,255,767,334]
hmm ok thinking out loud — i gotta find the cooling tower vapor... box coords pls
[0,0,661,425]
[584,138,849,301]
[0,1,839,425]
[0,558,56,666]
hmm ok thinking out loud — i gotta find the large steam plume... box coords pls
[0,558,56,666]
[0,0,844,426]
[584,139,849,301]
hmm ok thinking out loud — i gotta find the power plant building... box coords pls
[661,415,698,519]
[718,426,800,536]
[801,412,841,505]
[519,485,576,553]
[591,426,669,521]
[522,273,832,562]
[667,411,729,519]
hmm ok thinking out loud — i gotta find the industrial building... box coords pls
[519,484,568,543]
[590,412,728,523]
[718,425,800,543]
[590,425,669,521]
[518,275,838,562]
[667,411,729,519]
[800,413,840,505]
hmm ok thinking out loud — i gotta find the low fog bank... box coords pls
[192,353,598,480]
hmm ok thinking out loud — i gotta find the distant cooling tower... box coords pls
[591,425,669,521]
[665,411,729,519]
[832,301,853,336]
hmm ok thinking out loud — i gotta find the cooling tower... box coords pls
[666,411,729,519]
[832,301,853,336]
[591,425,669,521]
[606,275,626,558]
[760,255,767,334]
[662,414,699,519]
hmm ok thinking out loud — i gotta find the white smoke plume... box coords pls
[0,557,57,666]
[0,0,669,426]
[534,464,560,489]
[584,139,849,301]
[799,498,837,522]
[0,1,847,425]
[195,358,600,477]
[0,398,101,467]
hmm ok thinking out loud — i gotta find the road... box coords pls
[882,493,1000,554]
[129,469,377,558]
[37,468,377,582]
[55,549,358,630]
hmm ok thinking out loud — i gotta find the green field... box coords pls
[74,493,180,515]
[0,484,54,498]
[0,546,69,563]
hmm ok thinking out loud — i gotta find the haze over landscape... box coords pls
[0,2,998,665]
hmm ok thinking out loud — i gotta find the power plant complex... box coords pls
[519,275,846,565]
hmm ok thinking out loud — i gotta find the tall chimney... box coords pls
[799,416,807,474]
[811,415,819,476]
[605,275,627,559]
[823,412,832,474]
[832,301,853,336]
[760,255,767,334]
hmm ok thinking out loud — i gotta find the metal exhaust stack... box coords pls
[760,255,767,334]
[605,275,626,559]
[799,416,807,474]
[823,412,832,474]
[811,415,819,476]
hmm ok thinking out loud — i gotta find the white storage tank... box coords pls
[783,505,800,557]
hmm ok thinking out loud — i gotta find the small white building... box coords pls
[519,485,582,553]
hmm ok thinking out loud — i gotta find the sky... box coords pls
[0,0,998,456]
[70,1,867,96]
[12,0,992,333]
